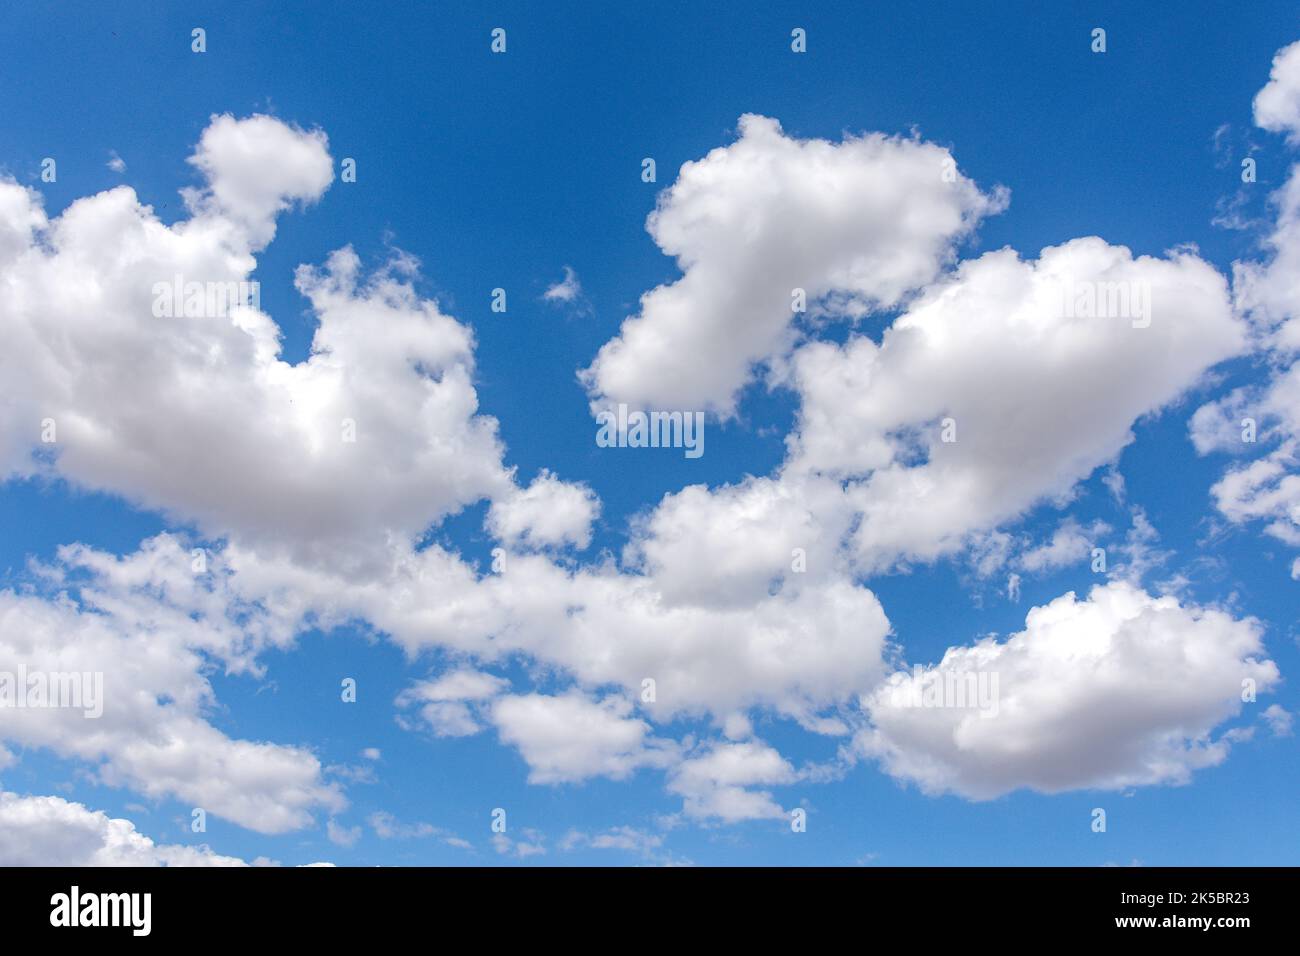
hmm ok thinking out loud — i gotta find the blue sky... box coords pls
[0,1,1297,866]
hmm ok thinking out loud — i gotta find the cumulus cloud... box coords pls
[0,792,251,866]
[396,668,509,737]
[859,582,1279,799]
[667,740,795,822]
[0,86,1287,845]
[1017,519,1109,574]
[788,238,1243,571]
[218,537,894,725]
[581,114,1006,417]
[1261,704,1294,737]
[182,112,334,248]
[1196,38,1300,567]
[0,115,511,568]
[326,819,361,847]
[107,109,1250,809]
[487,469,599,550]
[0,535,344,833]
[491,692,678,784]
[1254,40,1300,143]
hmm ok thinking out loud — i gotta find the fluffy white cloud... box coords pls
[218,536,894,725]
[1232,163,1300,337]
[1205,432,1300,548]
[0,792,250,866]
[1196,39,1300,565]
[0,93,1285,842]
[667,740,795,821]
[192,147,1242,764]
[326,818,361,847]
[182,113,334,248]
[0,115,511,568]
[490,692,678,784]
[624,475,843,609]
[1254,40,1300,143]
[859,582,1279,799]
[787,239,1243,570]
[396,668,509,737]
[1017,519,1109,574]
[1261,704,1294,737]
[0,535,344,833]
[487,469,599,549]
[581,114,1005,417]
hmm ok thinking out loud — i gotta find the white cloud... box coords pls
[558,825,669,860]
[491,692,677,784]
[1196,39,1300,562]
[624,475,838,609]
[667,740,795,822]
[367,810,467,847]
[326,819,361,847]
[859,582,1279,799]
[487,469,599,550]
[0,535,344,834]
[223,537,895,725]
[1254,40,1300,143]
[492,831,546,858]
[543,265,582,303]
[786,238,1243,571]
[396,668,509,737]
[182,112,334,248]
[581,114,1006,417]
[0,114,512,568]
[1233,166,1300,340]
[1261,704,1294,737]
[0,93,1286,838]
[1017,519,1109,574]
[0,792,250,866]
[1206,435,1300,548]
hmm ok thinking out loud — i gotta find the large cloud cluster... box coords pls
[0,54,1292,855]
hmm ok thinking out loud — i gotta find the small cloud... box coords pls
[1262,704,1294,738]
[560,826,663,856]
[326,818,361,847]
[368,810,438,840]
[324,761,376,784]
[360,747,381,761]
[492,830,546,858]
[543,265,582,304]
[107,151,126,174]
[368,810,470,850]
[1210,123,1233,168]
